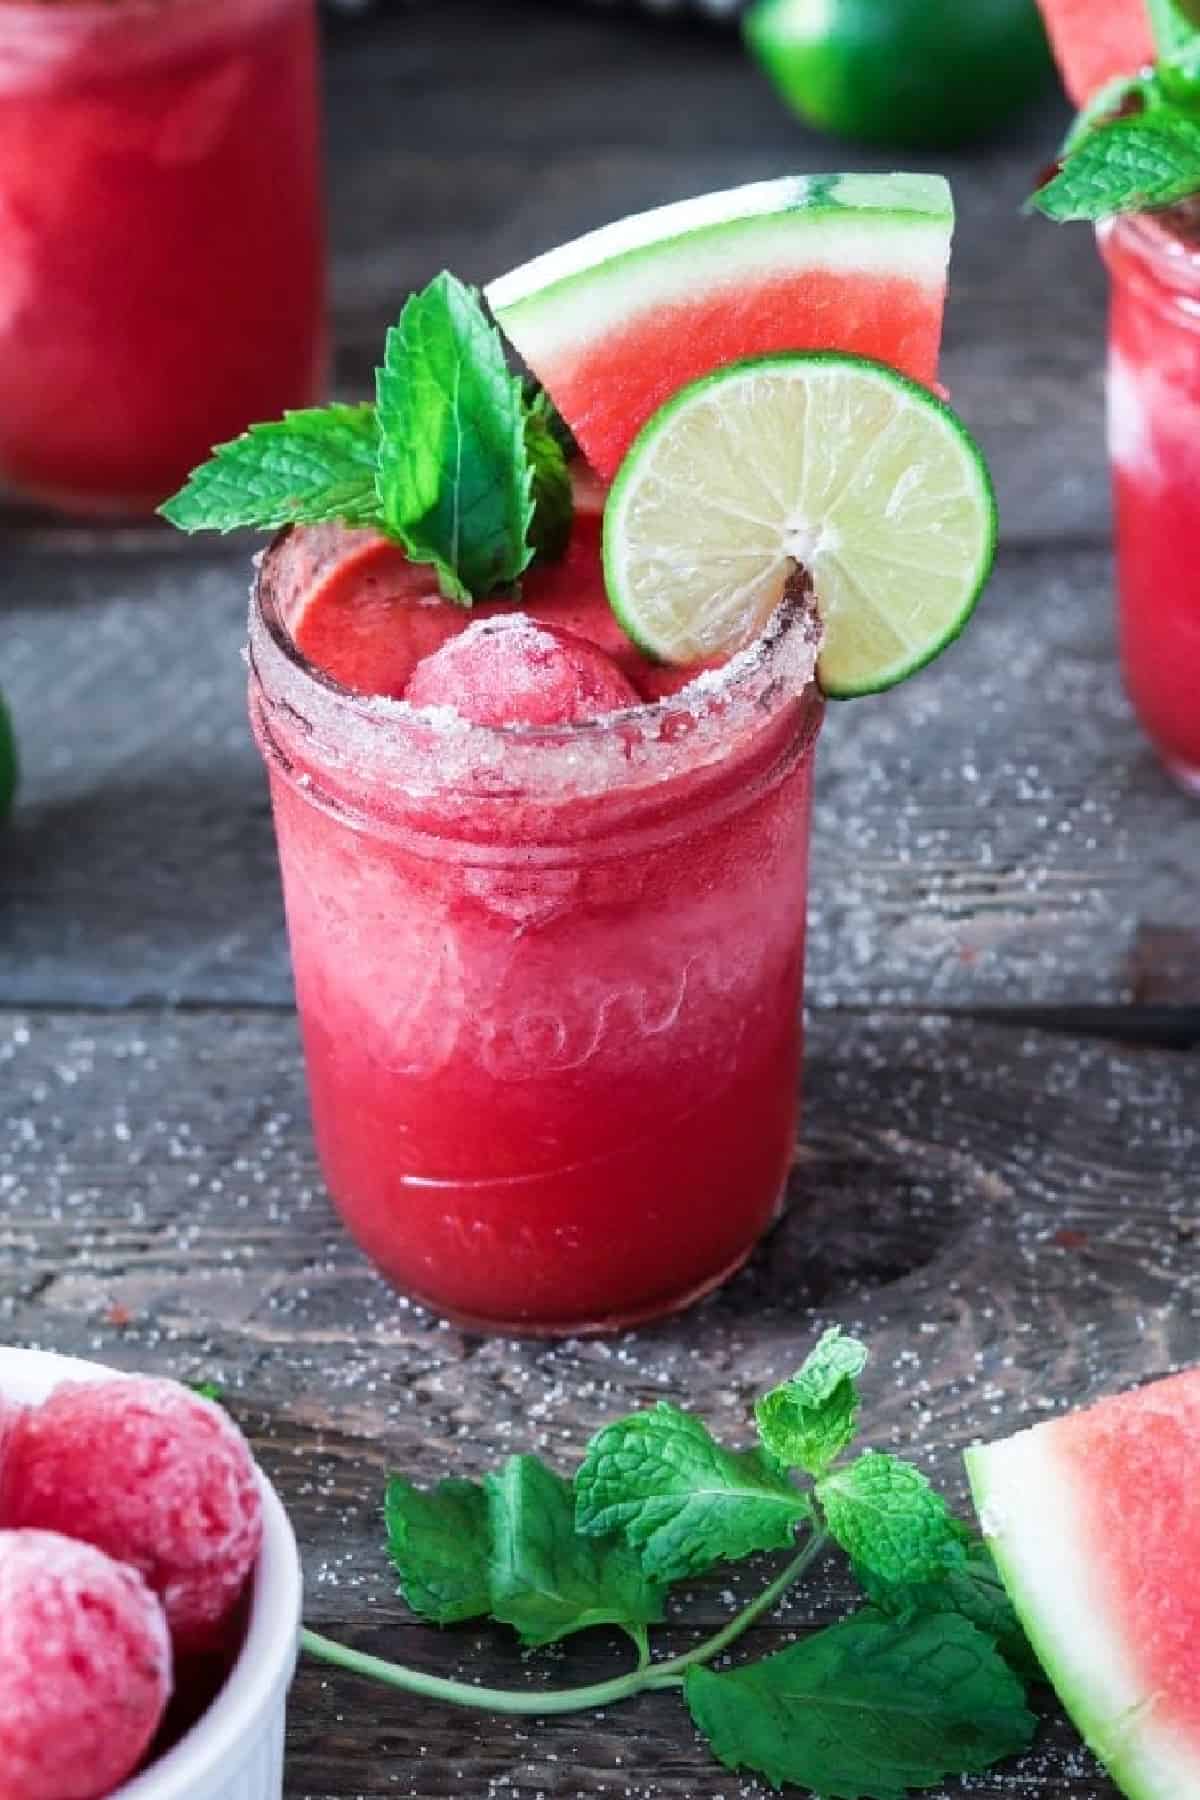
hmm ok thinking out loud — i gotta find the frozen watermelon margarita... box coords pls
[0,0,325,513]
[167,175,996,1333]
[1034,0,1200,789]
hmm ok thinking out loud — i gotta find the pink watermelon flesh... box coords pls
[1037,1368,1200,1735]
[970,1364,1200,1798]
[1035,0,1154,104]
[518,268,946,484]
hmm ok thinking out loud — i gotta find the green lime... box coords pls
[744,0,1054,149]
[0,690,16,821]
[603,352,997,699]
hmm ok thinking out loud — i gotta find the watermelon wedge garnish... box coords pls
[1034,0,1155,105]
[486,173,953,481]
[967,1367,1200,1800]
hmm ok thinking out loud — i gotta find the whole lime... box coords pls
[744,0,1054,148]
[0,690,17,821]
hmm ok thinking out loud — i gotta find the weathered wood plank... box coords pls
[3,541,1197,1008]
[4,1003,1196,1795]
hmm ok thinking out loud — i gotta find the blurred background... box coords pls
[8,0,1167,1023]
[0,0,1090,545]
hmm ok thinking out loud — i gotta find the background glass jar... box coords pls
[249,524,824,1336]
[1101,213,1200,792]
[0,0,326,514]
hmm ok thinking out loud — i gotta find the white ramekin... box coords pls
[0,1346,302,1800]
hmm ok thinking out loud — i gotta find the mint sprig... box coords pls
[685,1610,1034,1799]
[1034,111,1200,220]
[855,1527,1042,1686]
[160,276,572,603]
[486,1455,664,1652]
[301,1327,1039,1797]
[1149,0,1200,54]
[376,272,532,603]
[755,1326,868,1476]
[160,404,382,534]
[1033,1,1200,221]
[523,389,573,566]
[575,1404,810,1582]
[385,1475,491,1625]
[816,1452,965,1587]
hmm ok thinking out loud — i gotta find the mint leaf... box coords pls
[855,1528,1039,1684]
[376,271,532,604]
[485,1455,664,1652]
[685,1610,1035,1799]
[522,379,576,454]
[1062,72,1159,154]
[188,1380,224,1403]
[523,391,573,565]
[755,1327,867,1476]
[1161,33,1200,102]
[575,1404,809,1583]
[385,1475,491,1625]
[1034,112,1200,220]
[1149,0,1200,56]
[817,1453,964,1586]
[160,404,381,533]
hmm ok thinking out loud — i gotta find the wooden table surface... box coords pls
[3,5,1199,1796]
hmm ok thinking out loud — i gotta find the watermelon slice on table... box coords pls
[1035,0,1155,104]
[486,173,953,481]
[967,1366,1200,1800]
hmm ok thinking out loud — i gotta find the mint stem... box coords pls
[301,1532,827,1717]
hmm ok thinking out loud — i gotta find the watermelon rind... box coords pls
[485,173,953,365]
[967,1429,1196,1800]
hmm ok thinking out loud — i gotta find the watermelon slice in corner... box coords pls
[486,173,953,482]
[1034,0,1154,105]
[967,1366,1200,1800]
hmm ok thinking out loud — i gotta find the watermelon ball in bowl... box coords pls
[0,1347,302,1800]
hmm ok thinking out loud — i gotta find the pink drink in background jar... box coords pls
[1102,214,1200,791]
[0,0,325,513]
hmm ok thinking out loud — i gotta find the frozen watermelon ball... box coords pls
[0,1528,171,1800]
[406,616,639,727]
[2,1377,263,1653]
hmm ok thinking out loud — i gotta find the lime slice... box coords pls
[602,352,997,698]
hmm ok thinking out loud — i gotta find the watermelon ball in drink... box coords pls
[1031,1,1200,791]
[968,1364,1200,1800]
[164,176,995,1335]
[0,0,325,514]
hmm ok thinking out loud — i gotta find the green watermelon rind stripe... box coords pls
[966,1440,1194,1800]
[486,174,953,346]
